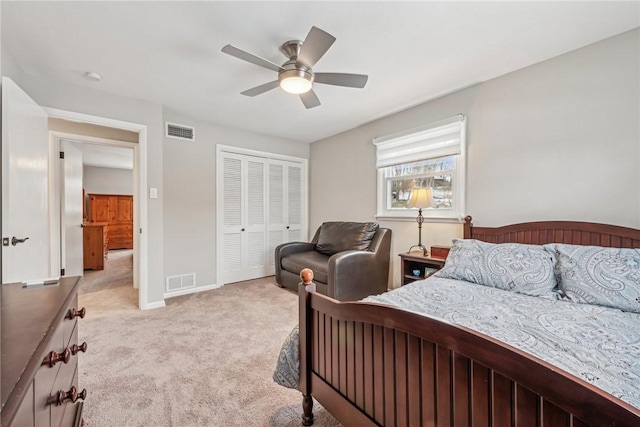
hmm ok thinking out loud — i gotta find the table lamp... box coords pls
[406,187,433,255]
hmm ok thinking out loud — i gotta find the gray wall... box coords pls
[162,110,308,288]
[84,166,133,195]
[1,41,310,302]
[309,29,640,287]
[3,53,166,304]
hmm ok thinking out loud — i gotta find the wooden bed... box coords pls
[297,216,640,426]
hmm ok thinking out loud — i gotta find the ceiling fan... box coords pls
[221,26,368,109]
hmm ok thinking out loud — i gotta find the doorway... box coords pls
[46,108,150,309]
[59,136,136,305]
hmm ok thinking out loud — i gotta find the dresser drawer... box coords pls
[35,322,66,427]
[62,295,81,347]
[60,366,83,427]
[50,352,78,427]
[109,224,133,237]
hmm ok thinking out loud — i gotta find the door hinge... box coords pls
[60,268,65,276]
[140,228,143,234]
[59,151,65,159]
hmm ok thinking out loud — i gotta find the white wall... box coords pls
[83,166,133,195]
[162,110,308,288]
[309,29,640,288]
[1,41,23,87]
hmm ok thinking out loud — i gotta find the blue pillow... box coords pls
[544,243,640,313]
[434,239,557,297]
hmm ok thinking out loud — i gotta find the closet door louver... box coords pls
[287,163,303,242]
[266,160,304,275]
[221,153,268,283]
[246,159,266,270]
[267,162,285,273]
[222,156,243,277]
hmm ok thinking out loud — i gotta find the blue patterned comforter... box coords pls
[273,277,640,409]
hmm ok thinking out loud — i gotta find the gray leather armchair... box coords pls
[275,222,392,301]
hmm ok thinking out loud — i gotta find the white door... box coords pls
[266,159,305,275]
[1,77,51,283]
[221,153,268,283]
[60,141,84,277]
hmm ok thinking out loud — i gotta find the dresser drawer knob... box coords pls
[66,307,86,320]
[52,386,87,406]
[42,347,71,367]
[71,342,88,355]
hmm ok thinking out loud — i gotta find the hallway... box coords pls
[79,249,137,311]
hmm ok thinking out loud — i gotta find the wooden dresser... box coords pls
[1,277,88,427]
[83,223,108,270]
[87,194,133,250]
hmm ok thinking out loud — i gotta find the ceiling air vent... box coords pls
[166,122,195,141]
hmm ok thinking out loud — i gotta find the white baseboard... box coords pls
[141,300,166,310]
[163,283,222,299]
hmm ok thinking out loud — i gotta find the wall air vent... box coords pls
[166,273,196,293]
[166,122,195,141]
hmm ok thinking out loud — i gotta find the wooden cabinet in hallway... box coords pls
[83,223,108,270]
[87,194,133,249]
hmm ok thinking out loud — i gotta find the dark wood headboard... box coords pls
[463,215,640,248]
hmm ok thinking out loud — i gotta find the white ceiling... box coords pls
[68,142,134,170]
[3,2,639,144]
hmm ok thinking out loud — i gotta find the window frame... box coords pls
[374,115,466,222]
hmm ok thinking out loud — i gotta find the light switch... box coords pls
[149,187,158,199]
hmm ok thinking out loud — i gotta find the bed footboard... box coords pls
[297,270,640,427]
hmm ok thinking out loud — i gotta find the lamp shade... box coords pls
[406,187,433,209]
[280,76,312,94]
[279,69,313,94]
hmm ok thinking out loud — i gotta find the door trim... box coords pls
[45,107,152,310]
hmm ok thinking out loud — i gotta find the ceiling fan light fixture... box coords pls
[279,69,313,94]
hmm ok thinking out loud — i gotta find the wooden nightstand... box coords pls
[399,252,447,286]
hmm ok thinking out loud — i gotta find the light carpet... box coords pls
[78,250,341,426]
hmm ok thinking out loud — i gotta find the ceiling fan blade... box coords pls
[240,81,280,97]
[300,90,321,109]
[221,45,283,73]
[314,73,368,88]
[297,26,336,69]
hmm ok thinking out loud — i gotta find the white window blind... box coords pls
[373,114,466,221]
[373,114,465,168]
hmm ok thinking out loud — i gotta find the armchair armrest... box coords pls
[327,228,392,301]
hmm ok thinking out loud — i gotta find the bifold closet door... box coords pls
[267,159,304,275]
[221,153,268,284]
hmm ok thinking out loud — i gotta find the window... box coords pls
[374,115,466,221]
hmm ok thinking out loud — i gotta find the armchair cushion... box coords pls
[280,251,330,284]
[315,222,379,256]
